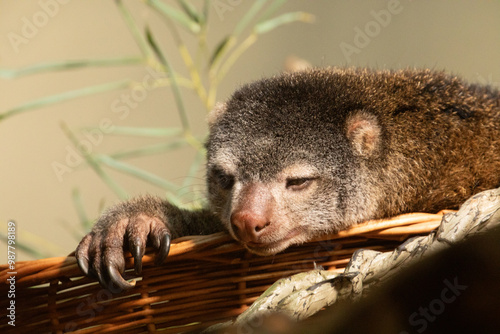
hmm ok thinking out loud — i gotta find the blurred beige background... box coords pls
[1,0,499,262]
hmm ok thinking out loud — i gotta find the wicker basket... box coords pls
[0,212,446,334]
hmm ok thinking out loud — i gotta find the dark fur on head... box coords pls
[76,67,500,289]
[206,68,500,253]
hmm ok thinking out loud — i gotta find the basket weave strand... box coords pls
[0,212,444,333]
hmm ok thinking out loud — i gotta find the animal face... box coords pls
[204,72,381,254]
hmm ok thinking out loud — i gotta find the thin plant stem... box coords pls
[115,0,155,61]
[233,0,268,36]
[146,0,201,34]
[109,140,188,160]
[158,16,209,109]
[215,33,257,91]
[61,122,129,199]
[96,154,180,193]
[209,0,267,75]
[0,57,144,78]
[0,80,133,121]
[72,188,92,230]
[146,28,199,151]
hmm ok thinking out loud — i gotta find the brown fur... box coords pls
[76,68,500,289]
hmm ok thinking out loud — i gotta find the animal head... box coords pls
[205,68,387,254]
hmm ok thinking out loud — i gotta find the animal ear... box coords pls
[207,102,227,127]
[284,56,312,72]
[346,111,381,157]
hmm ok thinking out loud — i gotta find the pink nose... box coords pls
[231,210,270,243]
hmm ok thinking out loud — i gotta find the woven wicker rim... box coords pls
[0,211,448,333]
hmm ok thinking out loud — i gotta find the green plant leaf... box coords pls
[209,0,269,70]
[146,26,191,133]
[209,36,230,67]
[0,80,132,121]
[72,188,91,230]
[182,149,205,188]
[258,0,288,23]
[176,0,202,24]
[61,122,129,199]
[233,0,268,36]
[202,0,209,25]
[84,126,183,138]
[0,57,144,79]
[146,0,200,34]
[95,154,180,193]
[164,192,186,208]
[115,0,154,59]
[59,218,88,242]
[0,232,47,259]
[215,34,257,86]
[255,12,315,34]
[109,140,189,160]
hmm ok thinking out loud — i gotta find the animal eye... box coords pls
[286,178,314,191]
[212,169,235,190]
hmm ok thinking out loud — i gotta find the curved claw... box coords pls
[155,234,171,265]
[133,244,144,275]
[75,234,92,276]
[77,256,89,276]
[108,265,136,291]
[95,268,108,289]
